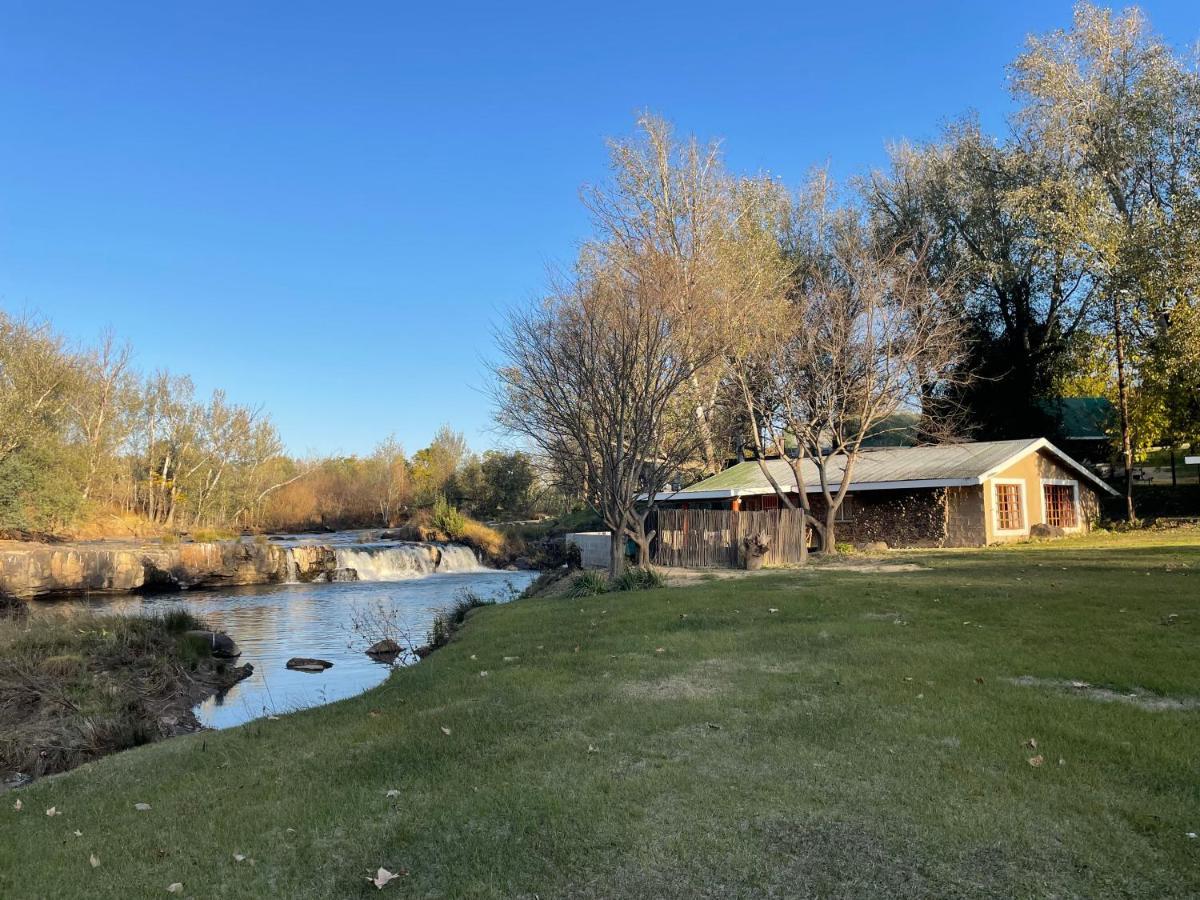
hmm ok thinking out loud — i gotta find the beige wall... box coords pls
[980,449,1101,543]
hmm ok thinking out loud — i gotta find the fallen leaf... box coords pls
[233,853,246,863]
[134,802,152,812]
[503,656,519,662]
[1028,755,1044,767]
[12,799,21,811]
[1058,758,1066,766]
[369,867,404,889]
[587,744,599,753]
[73,830,83,837]
[655,647,665,653]
[385,789,401,798]
[46,806,60,817]
[166,884,184,894]
[285,828,296,834]
[902,676,913,682]
[439,726,451,736]
[974,677,985,685]
[469,654,477,660]
[90,853,101,869]
[1187,832,1197,839]
[1024,738,1038,750]
[479,670,489,677]
[768,608,779,614]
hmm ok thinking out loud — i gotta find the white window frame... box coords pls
[1040,478,1081,530]
[992,478,1028,535]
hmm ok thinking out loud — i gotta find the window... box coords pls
[835,495,854,522]
[995,482,1024,531]
[1042,482,1077,528]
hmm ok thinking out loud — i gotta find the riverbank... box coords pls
[1,529,1196,897]
[0,609,250,785]
[0,530,548,600]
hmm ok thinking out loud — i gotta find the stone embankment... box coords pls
[0,540,286,599]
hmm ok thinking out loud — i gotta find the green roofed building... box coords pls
[651,438,1117,550]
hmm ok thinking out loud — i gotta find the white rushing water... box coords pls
[334,543,483,581]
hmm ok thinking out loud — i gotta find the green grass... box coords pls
[2,530,1198,898]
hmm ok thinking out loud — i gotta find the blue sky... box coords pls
[2,1,1196,457]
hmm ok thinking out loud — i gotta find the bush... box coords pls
[160,533,179,545]
[566,570,608,597]
[432,496,467,540]
[426,589,497,649]
[191,527,237,543]
[610,566,665,592]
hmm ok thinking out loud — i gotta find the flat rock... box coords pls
[286,657,334,672]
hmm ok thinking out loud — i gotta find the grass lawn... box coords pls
[2,530,1198,898]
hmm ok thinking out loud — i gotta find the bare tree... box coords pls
[493,262,714,577]
[736,211,968,553]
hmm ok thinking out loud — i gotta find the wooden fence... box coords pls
[652,508,808,568]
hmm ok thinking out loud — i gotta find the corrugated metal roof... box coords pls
[670,439,1044,495]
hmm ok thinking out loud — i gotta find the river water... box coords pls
[41,535,537,728]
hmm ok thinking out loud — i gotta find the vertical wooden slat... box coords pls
[652,507,807,568]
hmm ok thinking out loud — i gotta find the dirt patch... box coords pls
[623,659,733,701]
[662,559,927,585]
[1008,675,1200,712]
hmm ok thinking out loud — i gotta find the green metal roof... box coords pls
[662,438,1118,498]
[1040,397,1115,440]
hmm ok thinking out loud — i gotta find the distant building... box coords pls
[1041,397,1115,462]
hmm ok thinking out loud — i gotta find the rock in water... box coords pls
[329,567,359,582]
[285,657,334,672]
[365,639,401,658]
[184,630,241,658]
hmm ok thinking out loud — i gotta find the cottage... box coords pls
[653,438,1118,551]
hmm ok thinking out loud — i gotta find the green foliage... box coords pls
[609,566,665,592]
[431,495,467,540]
[566,570,608,597]
[0,443,84,533]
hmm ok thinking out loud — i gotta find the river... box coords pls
[38,533,537,728]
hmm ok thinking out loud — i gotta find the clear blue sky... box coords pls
[2,2,1196,457]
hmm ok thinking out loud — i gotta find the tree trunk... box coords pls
[609,531,626,580]
[1112,293,1136,522]
[821,509,838,555]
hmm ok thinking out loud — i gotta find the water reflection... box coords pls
[49,570,536,728]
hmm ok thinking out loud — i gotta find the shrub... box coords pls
[566,570,608,597]
[160,533,179,545]
[426,589,497,649]
[192,527,237,543]
[432,496,467,540]
[610,566,665,592]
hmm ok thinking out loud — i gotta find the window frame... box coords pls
[1040,478,1080,530]
[992,478,1028,535]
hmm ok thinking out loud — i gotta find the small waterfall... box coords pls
[282,548,300,584]
[436,544,484,572]
[332,543,485,581]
